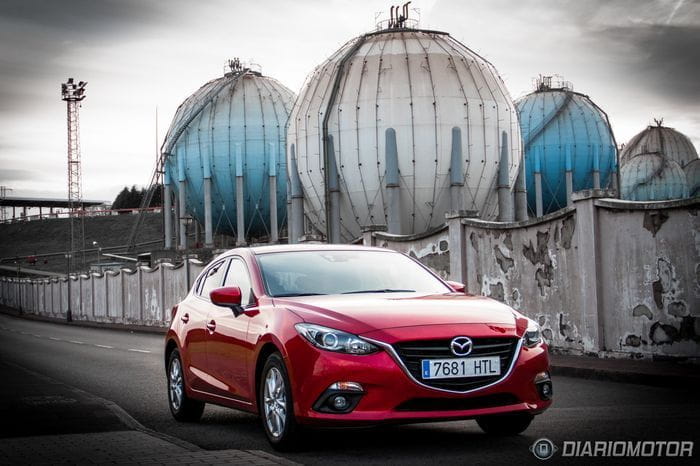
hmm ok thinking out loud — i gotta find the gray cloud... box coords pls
[0,168,45,183]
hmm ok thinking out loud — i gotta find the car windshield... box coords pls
[256,250,450,297]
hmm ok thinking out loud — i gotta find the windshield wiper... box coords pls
[273,292,326,297]
[341,289,415,294]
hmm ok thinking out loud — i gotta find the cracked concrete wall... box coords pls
[373,227,451,280]
[462,211,590,353]
[598,205,700,358]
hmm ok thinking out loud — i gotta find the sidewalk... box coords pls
[0,361,296,465]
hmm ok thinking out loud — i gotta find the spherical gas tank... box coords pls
[163,64,295,239]
[620,121,699,168]
[683,158,700,198]
[287,27,521,241]
[515,78,617,215]
[620,152,689,201]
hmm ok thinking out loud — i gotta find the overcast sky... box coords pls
[0,0,698,202]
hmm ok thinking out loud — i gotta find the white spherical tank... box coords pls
[287,26,521,242]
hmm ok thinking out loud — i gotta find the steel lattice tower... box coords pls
[61,78,87,270]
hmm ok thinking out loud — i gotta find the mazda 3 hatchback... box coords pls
[165,245,552,450]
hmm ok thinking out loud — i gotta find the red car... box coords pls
[164,245,552,450]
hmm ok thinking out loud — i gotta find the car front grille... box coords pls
[392,337,520,392]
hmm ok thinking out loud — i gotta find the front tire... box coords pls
[259,352,303,451]
[167,349,205,422]
[476,412,533,435]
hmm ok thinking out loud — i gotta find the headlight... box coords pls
[524,321,542,347]
[294,323,378,355]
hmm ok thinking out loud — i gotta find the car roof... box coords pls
[245,243,392,255]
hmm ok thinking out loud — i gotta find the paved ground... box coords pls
[0,313,698,465]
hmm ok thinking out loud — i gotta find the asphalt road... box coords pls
[1,313,698,465]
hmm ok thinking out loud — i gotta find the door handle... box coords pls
[181,313,189,323]
[206,320,216,332]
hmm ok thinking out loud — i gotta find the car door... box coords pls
[184,258,229,394]
[205,256,256,402]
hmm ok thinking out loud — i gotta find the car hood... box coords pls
[276,292,522,335]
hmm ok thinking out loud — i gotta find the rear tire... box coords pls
[259,352,304,451]
[167,349,205,422]
[476,412,533,436]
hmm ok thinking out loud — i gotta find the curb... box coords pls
[550,364,700,389]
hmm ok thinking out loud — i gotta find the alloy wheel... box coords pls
[263,367,287,438]
[169,357,183,411]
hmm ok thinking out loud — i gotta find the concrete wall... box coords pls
[0,259,205,328]
[364,192,700,359]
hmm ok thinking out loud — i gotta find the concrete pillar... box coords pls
[39,206,43,219]
[534,146,544,217]
[497,131,514,222]
[203,178,213,248]
[268,143,278,243]
[572,191,607,352]
[449,127,464,212]
[565,145,573,207]
[164,173,173,250]
[592,145,601,190]
[514,153,528,221]
[12,206,15,219]
[194,221,201,247]
[327,135,341,243]
[235,144,245,246]
[385,128,401,234]
[289,144,304,244]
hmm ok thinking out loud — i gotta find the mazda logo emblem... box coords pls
[450,336,473,356]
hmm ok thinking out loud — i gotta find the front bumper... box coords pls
[284,324,552,426]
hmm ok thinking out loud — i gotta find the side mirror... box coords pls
[446,280,466,293]
[210,286,244,316]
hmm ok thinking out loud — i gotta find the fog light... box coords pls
[540,382,552,399]
[332,395,349,410]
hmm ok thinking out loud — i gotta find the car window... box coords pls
[223,258,255,306]
[198,259,229,299]
[257,250,450,297]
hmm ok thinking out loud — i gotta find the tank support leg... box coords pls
[203,177,213,248]
[497,131,514,222]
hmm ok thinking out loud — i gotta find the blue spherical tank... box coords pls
[515,78,617,214]
[620,152,688,201]
[163,64,295,238]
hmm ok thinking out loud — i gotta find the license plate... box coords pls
[421,356,501,379]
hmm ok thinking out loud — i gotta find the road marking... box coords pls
[32,334,42,338]
[95,344,114,349]
[127,348,151,353]
[49,337,62,341]
[68,340,85,345]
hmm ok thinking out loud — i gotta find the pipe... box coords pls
[178,180,187,250]
[534,146,544,217]
[449,127,464,212]
[235,144,245,246]
[497,131,514,222]
[327,135,341,243]
[203,177,213,248]
[163,179,172,250]
[289,144,304,244]
[269,142,278,243]
[385,128,401,234]
[514,152,528,221]
[592,145,601,190]
[565,145,573,207]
